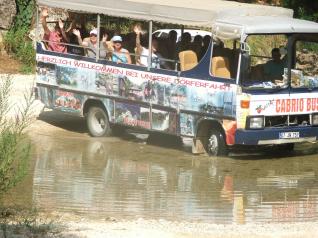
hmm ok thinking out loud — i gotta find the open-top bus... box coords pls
[35,0,318,156]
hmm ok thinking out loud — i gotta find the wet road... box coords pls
[8,111,318,224]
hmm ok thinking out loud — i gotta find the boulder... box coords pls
[0,0,17,30]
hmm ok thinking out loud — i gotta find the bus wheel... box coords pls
[86,106,111,137]
[207,129,228,156]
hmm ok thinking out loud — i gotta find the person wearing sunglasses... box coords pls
[73,28,107,58]
[109,35,132,64]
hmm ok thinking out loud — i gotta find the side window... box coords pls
[292,41,318,88]
[210,39,235,80]
[241,35,288,88]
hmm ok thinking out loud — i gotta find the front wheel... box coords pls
[86,106,112,137]
[207,129,228,156]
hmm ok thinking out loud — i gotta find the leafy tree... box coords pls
[281,0,318,22]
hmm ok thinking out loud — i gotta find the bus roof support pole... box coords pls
[147,20,153,71]
[96,14,100,62]
[36,6,39,45]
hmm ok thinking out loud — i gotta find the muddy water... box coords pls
[8,114,318,224]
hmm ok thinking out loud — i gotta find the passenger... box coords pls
[41,8,68,53]
[176,32,191,54]
[73,28,107,58]
[156,38,171,69]
[200,35,211,60]
[190,35,203,59]
[110,35,132,64]
[66,14,88,55]
[167,30,177,60]
[122,32,136,64]
[264,48,285,81]
[134,25,160,68]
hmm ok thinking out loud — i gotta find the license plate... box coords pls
[279,132,300,139]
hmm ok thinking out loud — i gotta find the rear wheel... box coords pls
[86,106,111,137]
[207,129,228,156]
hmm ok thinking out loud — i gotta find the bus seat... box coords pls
[211,56,231,78]
[179,50,198,71]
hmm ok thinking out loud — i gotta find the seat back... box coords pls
[179,50,198,71]
[211,56,231,78]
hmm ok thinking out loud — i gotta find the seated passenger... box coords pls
[66,14,88,56]
[263,48,286,81]
[190,35,203,59]
[167,30,177,59]
[110,35,132,64]
[122,32,136,64]
[73,28,107,58]
[134,25,160,68]
[41,8,68,53]
[176,32,191,54]
[200,35,211,60]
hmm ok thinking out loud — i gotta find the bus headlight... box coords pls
[246,116,264,129]
[312,113,318,126]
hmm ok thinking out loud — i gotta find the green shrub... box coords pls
[0,75,34,194]
[4,0,36,74]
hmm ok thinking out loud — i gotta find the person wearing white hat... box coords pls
[73,28,108,58]
[109,35,131,64]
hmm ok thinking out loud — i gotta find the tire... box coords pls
[207,129,228,156]
[86,106,112,137]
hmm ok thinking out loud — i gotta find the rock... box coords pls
[0,0,16,30]
[0,30,8,56]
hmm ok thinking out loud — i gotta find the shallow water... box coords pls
[6,114,318,224]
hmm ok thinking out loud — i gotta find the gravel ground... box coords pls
[2,74,318,238]
[52,216,318,238]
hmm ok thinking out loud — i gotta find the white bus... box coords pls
[35,0,318,156]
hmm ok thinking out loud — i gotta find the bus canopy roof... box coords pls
[213,16,318,40]
[37,0,293,27]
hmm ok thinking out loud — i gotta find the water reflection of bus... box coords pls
[32,136,318,223]
[36,1,318,156]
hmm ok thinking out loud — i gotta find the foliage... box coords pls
[13,0,35,31]
[281,0,318,22]
[0,75,34,194]
[228,0,318,22]
[4,0,36,74]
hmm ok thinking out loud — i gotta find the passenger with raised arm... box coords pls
[134,24,160,68]
[72,28,108,58]
[41,8,68,53]
[110,35,132,64]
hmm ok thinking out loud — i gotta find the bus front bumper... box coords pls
[235,126,318,145]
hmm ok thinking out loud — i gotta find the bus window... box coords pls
[210,39,235,80]
[242,34,288,88]
[291,40,318,88]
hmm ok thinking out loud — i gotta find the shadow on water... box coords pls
[229,142,318,160]
[38,110,87,134]
[38,110,187,152]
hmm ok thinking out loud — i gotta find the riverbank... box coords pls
[2,210,318,238]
